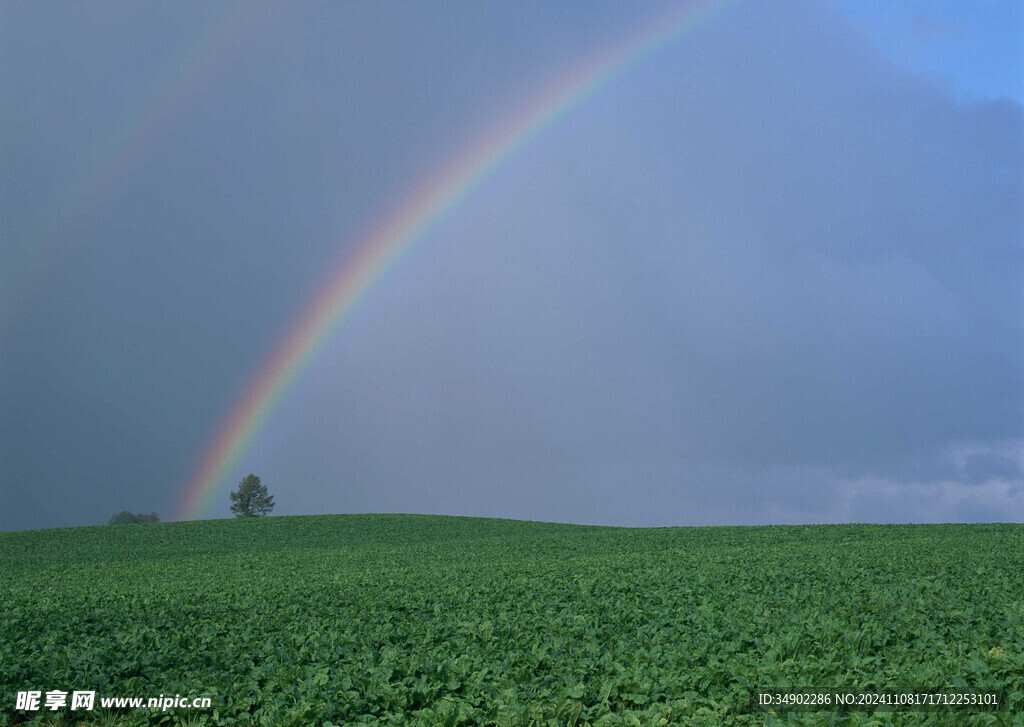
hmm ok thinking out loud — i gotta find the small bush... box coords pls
[107,510,160,525]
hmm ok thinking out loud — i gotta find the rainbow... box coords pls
[175,0,731,521]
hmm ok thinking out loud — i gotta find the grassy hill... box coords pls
[1,515,1021,725]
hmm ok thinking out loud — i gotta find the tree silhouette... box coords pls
[230,474,275,518]
[107,511,159,525]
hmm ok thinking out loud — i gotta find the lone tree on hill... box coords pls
[230,473,275,518]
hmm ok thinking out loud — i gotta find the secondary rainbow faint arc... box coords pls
[175,0,731,521]
[1,1,269,340]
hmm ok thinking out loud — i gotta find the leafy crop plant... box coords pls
[1,515,1021,725]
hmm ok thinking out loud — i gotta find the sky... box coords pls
[1,1,1021,531]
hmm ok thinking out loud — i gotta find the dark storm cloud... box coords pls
[1,1,1020,530]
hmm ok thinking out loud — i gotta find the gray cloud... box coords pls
[2,1,1020,530]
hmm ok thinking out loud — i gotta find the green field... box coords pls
[1,515,1022,726]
